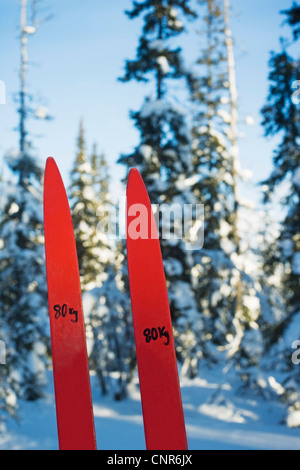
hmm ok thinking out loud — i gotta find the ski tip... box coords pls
[127,167,143,192]
[44,157,65,196]
[44,157,64,182]
[126,167,153,222]
[128,167,140,180]
[128,167,139,174]
[45,156,57,171]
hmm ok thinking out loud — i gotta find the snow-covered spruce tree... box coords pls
[69,122,111,291]
[260,3,300,427]
[83,247,135,400]
[0,177,19,425]
[0,150,48,404]
[118,0,204,375]
[222,0,267,385]
[74,143,135,400]
[69,125,135,399]
[0,0,49,410]
[188,0,265,379]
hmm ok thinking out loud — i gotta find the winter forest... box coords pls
[0,0,299,450]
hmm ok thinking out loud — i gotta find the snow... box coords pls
[156,56,170,75]
[242,327,264,358]
[209,127,227,149]
[34,106,50,119]
[82,186,95,200]
[217,109,231,124]
[220,96,230,104]
[222,172,233,185]
[140,99,185,120]
[138,144,152,160]
[245,115,255,126]
[0,368,299,450]
[240,168,253,181]
[5,391,17,409]
[8,202,19,215]
[175,174,199,190]
[287,410,300,428]
[23,25,36,35]
[219,219,231,238]
[168,18,183,29]
[140,99,169,118]
[169,7,177,18]
[148,39,165,53]
[243,295,260,316]
[282,311,300,349]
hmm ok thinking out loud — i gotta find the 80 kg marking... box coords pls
[143,326,170,346]
[53,304,78,323]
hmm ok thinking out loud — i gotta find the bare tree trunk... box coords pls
[19,0,27,154]
[223,0,243,319]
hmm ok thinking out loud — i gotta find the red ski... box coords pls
[126,168,188,450]
[43,157,97,450]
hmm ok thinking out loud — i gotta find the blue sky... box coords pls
[0,0,293,201]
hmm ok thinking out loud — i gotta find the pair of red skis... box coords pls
[43,157,187,450]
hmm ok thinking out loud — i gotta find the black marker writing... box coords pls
[143,326,170,346]
[54,304,78,323]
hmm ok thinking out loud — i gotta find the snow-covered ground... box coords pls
[0,369,299,450]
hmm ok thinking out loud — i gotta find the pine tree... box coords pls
[90,143,115,278]
[68,123,135,399]
[119,0,202,375]
[188,0,265,381]
[222,0,267,383]
[77,144,135,400]
[69,122,110,291]
[84,246,135,400]
[0,0,49,411]
[0,177,19,425]
[260,3,300,426]
[0,153,48,403]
